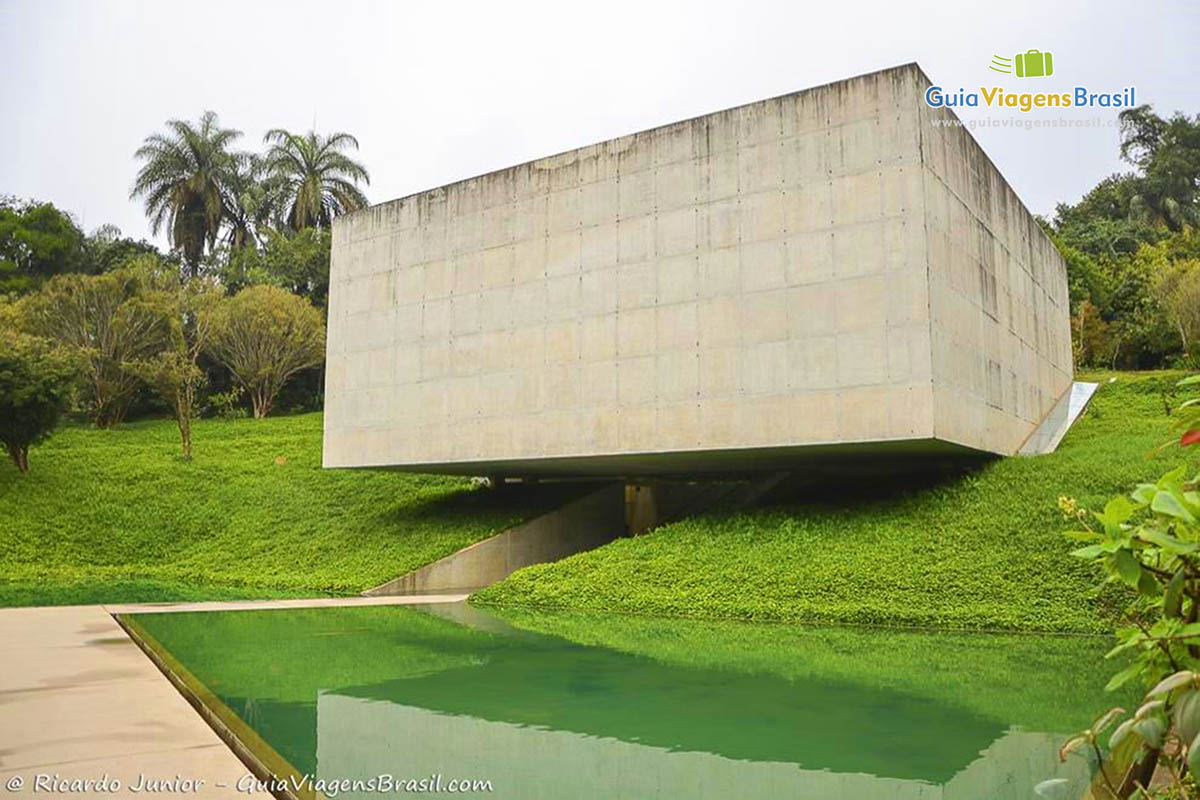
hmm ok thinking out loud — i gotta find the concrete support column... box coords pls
[625,483,660,536]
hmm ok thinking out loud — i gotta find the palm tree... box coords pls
[131,111,241,275]
[222,153,275,252]
[262,128,370,231]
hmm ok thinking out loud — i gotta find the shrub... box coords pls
[123,275,222,460]
[1157,263,1200,368]
[0,330,79,472]
[205,285,324,419]
[205,386,247,420]
[18,266,168,426]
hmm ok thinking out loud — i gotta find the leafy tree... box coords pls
[221,153,275,252]
[0,329,79,473]
[124,274,222,459]
[262,128,369,231]
[1110,244,1181,369]
[219,227,332,306]
[130,111,242,276]
[1051,229,1181,370]
[205,285,325,419]
[18,264,170,426]
[1072,299,1117,367]
[1053,175,1159,260]
[0,198,86,295]
[1119,106,1200,232]
[1051,105,1200,370]
[82,223,163,275]
[1157,261,1200,367]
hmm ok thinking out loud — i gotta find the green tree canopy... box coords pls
[131,111,242,275]
[0,198,86,295]
[205,284,325,419]
[1051,105,1200,369]
[1119,105,1200,231]
[262,128,370,231]
[83,224,164,275]
[124,273,222,459]
[219,227,332,307]
[18,263,171,426]
[0,329,79,472]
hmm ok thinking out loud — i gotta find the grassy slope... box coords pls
[475,372,1197,633]
[0,413,579,607]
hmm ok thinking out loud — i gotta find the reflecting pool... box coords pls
[124,603,1114,799]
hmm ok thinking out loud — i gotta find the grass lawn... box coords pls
[474,371,1198,633]
[0,412,580,607]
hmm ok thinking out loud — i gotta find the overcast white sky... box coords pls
[2,0,1198,245]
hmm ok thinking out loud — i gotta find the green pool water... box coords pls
[125,603,1114,799]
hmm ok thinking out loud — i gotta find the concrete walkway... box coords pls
[0,595,469,797]
[105,592,470,615]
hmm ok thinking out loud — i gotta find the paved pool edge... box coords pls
[0,595,471,798]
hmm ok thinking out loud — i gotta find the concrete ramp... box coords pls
[364,483,625,596]
[1019,381,1099,455]
[365,474,789,596]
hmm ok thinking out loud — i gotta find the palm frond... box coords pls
[131,111,244,273]
[261,127,370,231]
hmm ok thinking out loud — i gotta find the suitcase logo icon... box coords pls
[989,50,1054,78]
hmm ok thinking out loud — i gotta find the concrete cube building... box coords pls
[323,63,1072,477]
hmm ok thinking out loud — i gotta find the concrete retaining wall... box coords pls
[364,483,625,595]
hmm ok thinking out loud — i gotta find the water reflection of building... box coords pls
[315,695,1090,800]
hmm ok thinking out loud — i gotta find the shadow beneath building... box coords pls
[373,480,608,526]
[747,455,997,511]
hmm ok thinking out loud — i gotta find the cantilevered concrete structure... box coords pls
[323,63,1072,477]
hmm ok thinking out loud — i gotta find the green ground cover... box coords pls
[475,372,1198,633]
[7,372,1193,631]
[0,412,579,607]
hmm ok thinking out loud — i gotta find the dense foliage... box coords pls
[2,258,327,464]
[0,198,87,294]
[0,107,368,465]
[0,329,78,472]
[205,285,326,419]
[18,266,169,427]
[130,111,368,275]
[217,227,332,307]
[1050,106,1200,370]
[124,274,223,459]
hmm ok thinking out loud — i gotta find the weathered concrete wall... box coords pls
[918,82,1073,455]
[324,63,1069,475]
